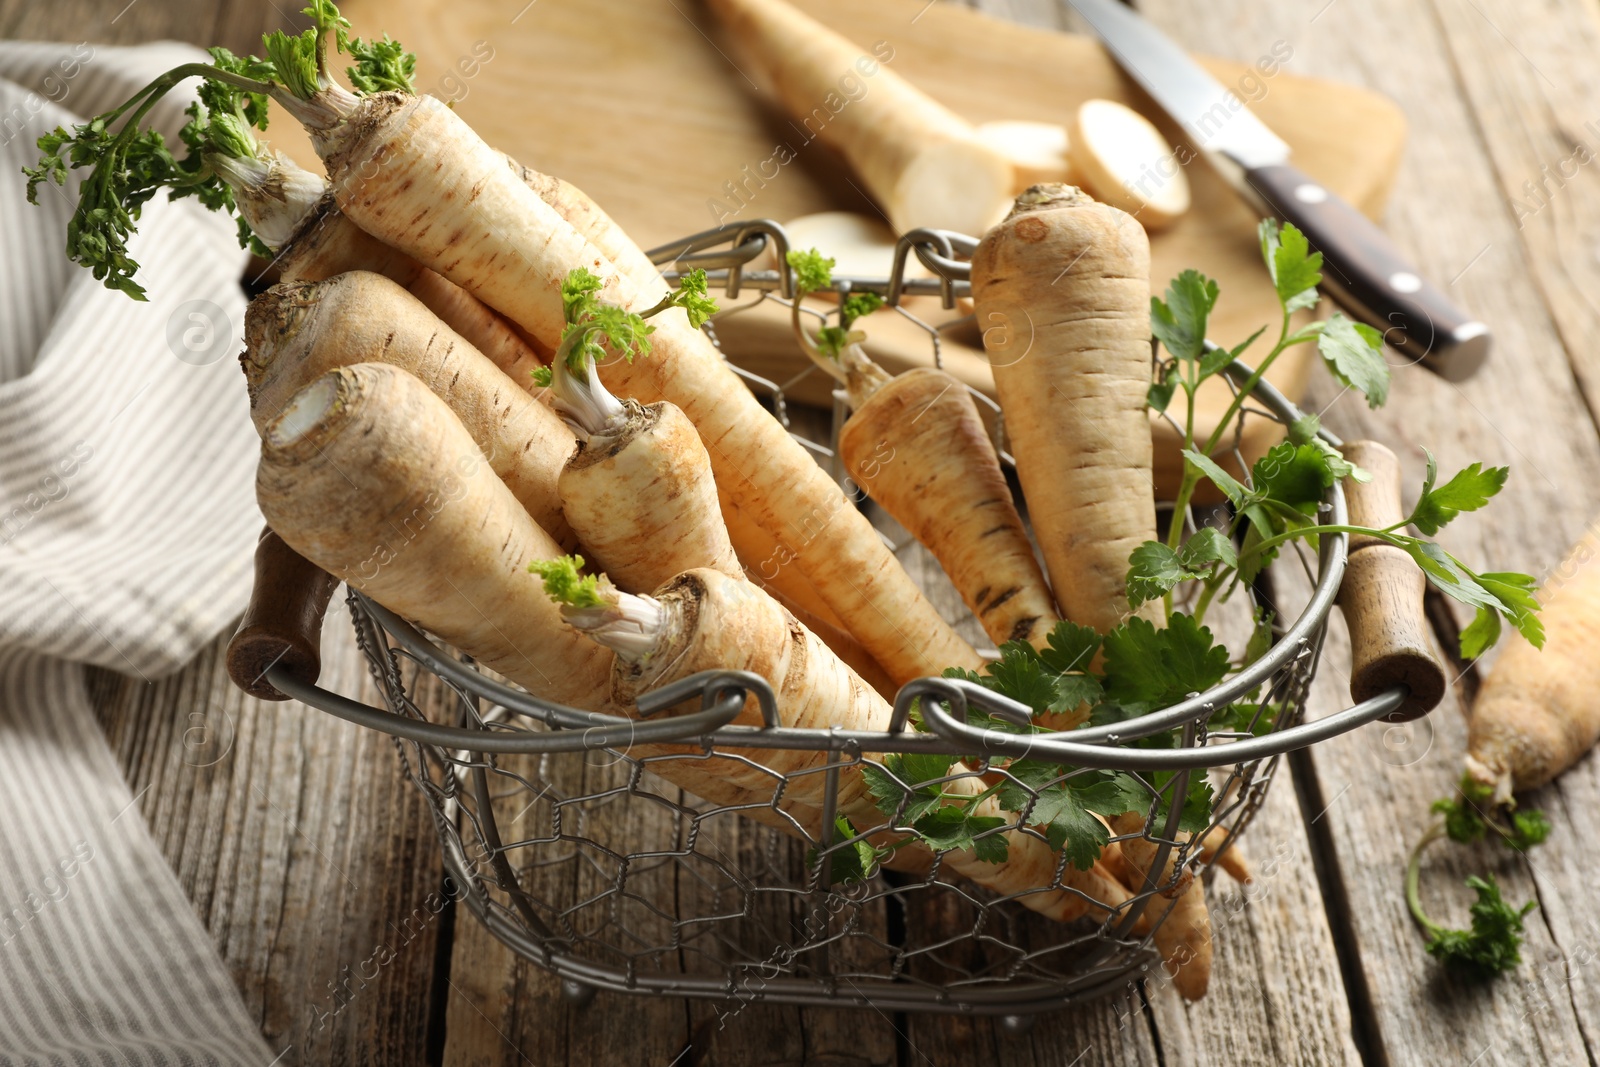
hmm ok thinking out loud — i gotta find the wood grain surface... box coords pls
[5,0,1600,1064]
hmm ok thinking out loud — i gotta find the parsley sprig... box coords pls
[1406,820,1541,978]
[787,248,885,359]
[532,266,716,389]
[22,0,414,298]
[1139,220,1541,659]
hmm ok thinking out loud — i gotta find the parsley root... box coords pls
[1468,527,1600,798]
[972,185,1159,634]
[242,271,577,549]
[256,364,611,711]
[786,249,1059,648]
[1111,811,1212,1000]
[706,0,1014,235]
[306,92,980,683]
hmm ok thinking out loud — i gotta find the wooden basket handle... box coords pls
[1337,441,1448,721]
[226,526,341,701]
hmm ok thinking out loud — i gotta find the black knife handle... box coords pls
[1244,163,1489,382]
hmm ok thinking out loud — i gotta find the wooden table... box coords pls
[5,0,1600,1063]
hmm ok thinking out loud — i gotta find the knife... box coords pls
[1066,0,1489,381]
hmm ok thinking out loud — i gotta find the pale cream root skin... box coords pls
[560,399,742,593]
[972,184,1158,635]
[839,367,1060,649]
[275,195,548,380]
[256,364,612,710]
[317,92,981,684]
[607,569,1129,924]
[242,272,577,550]
[1068,100,1191,232]
[1111,811,1212,1000]
[706,0,1012,235]
[1470,531,1600,796]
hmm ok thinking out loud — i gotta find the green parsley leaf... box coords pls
[1411,452,1510,536]
[1125,542,1188,609]
[1260,219,1323,313]
[862,754,952,826]
[996,773,1107,870]
[527,555,606,608]
[1181,448,1250,507]
[262,28,322,100]
[1178,527,1238,571]
[787,247,834,296]
[1508,809,1552,851]
[1038,620,1102,675]
[341,33,417,95]
[1458,605,1502,660]
[664,267,719,329]
[1424,874,1537,978]
[1477,572,1544,649]
[808,817,884,885]
[840,290,884,328]
[1253,441,1335,516]
[1101,614,1231,708]
[1150,269,1218,365]
[1317,312,1390,409]
[912,806,1009,863]
[1148,362,1179,413]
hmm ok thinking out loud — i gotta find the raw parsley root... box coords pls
[312,94,983,685]
[536,559,1131,924]
[1466,524,1600,799]
[241,271,577,549]
[972,184,1159,636]
[787,248,1060,648]
[706,0,1014,235]
[256,363,611,711]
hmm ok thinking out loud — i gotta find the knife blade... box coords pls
[1067,0,1489,381]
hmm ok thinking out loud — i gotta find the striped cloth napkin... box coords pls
[0,42,275,1065]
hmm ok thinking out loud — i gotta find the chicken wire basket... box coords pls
[262,220,1420,1024]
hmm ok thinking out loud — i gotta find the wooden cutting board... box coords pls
[291,0,1407,489]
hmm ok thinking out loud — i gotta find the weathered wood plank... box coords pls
[91,596,451,1065]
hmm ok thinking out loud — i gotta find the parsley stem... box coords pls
[1239,522,1403,564]
[1405,821,1449,938]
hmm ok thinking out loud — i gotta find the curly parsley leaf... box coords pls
[1424,875,1537,978]
[787,247,834,296]
[262,28,322,100]
[1317,312,1390,409]
[341,33,416,94]
[527,555,605,609]
[1410,451,1510,536]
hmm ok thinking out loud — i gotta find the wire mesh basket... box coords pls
[255,220,1422,1025]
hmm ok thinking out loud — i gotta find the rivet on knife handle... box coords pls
[1245,163,1490,382]
[1338,441,1448,722]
